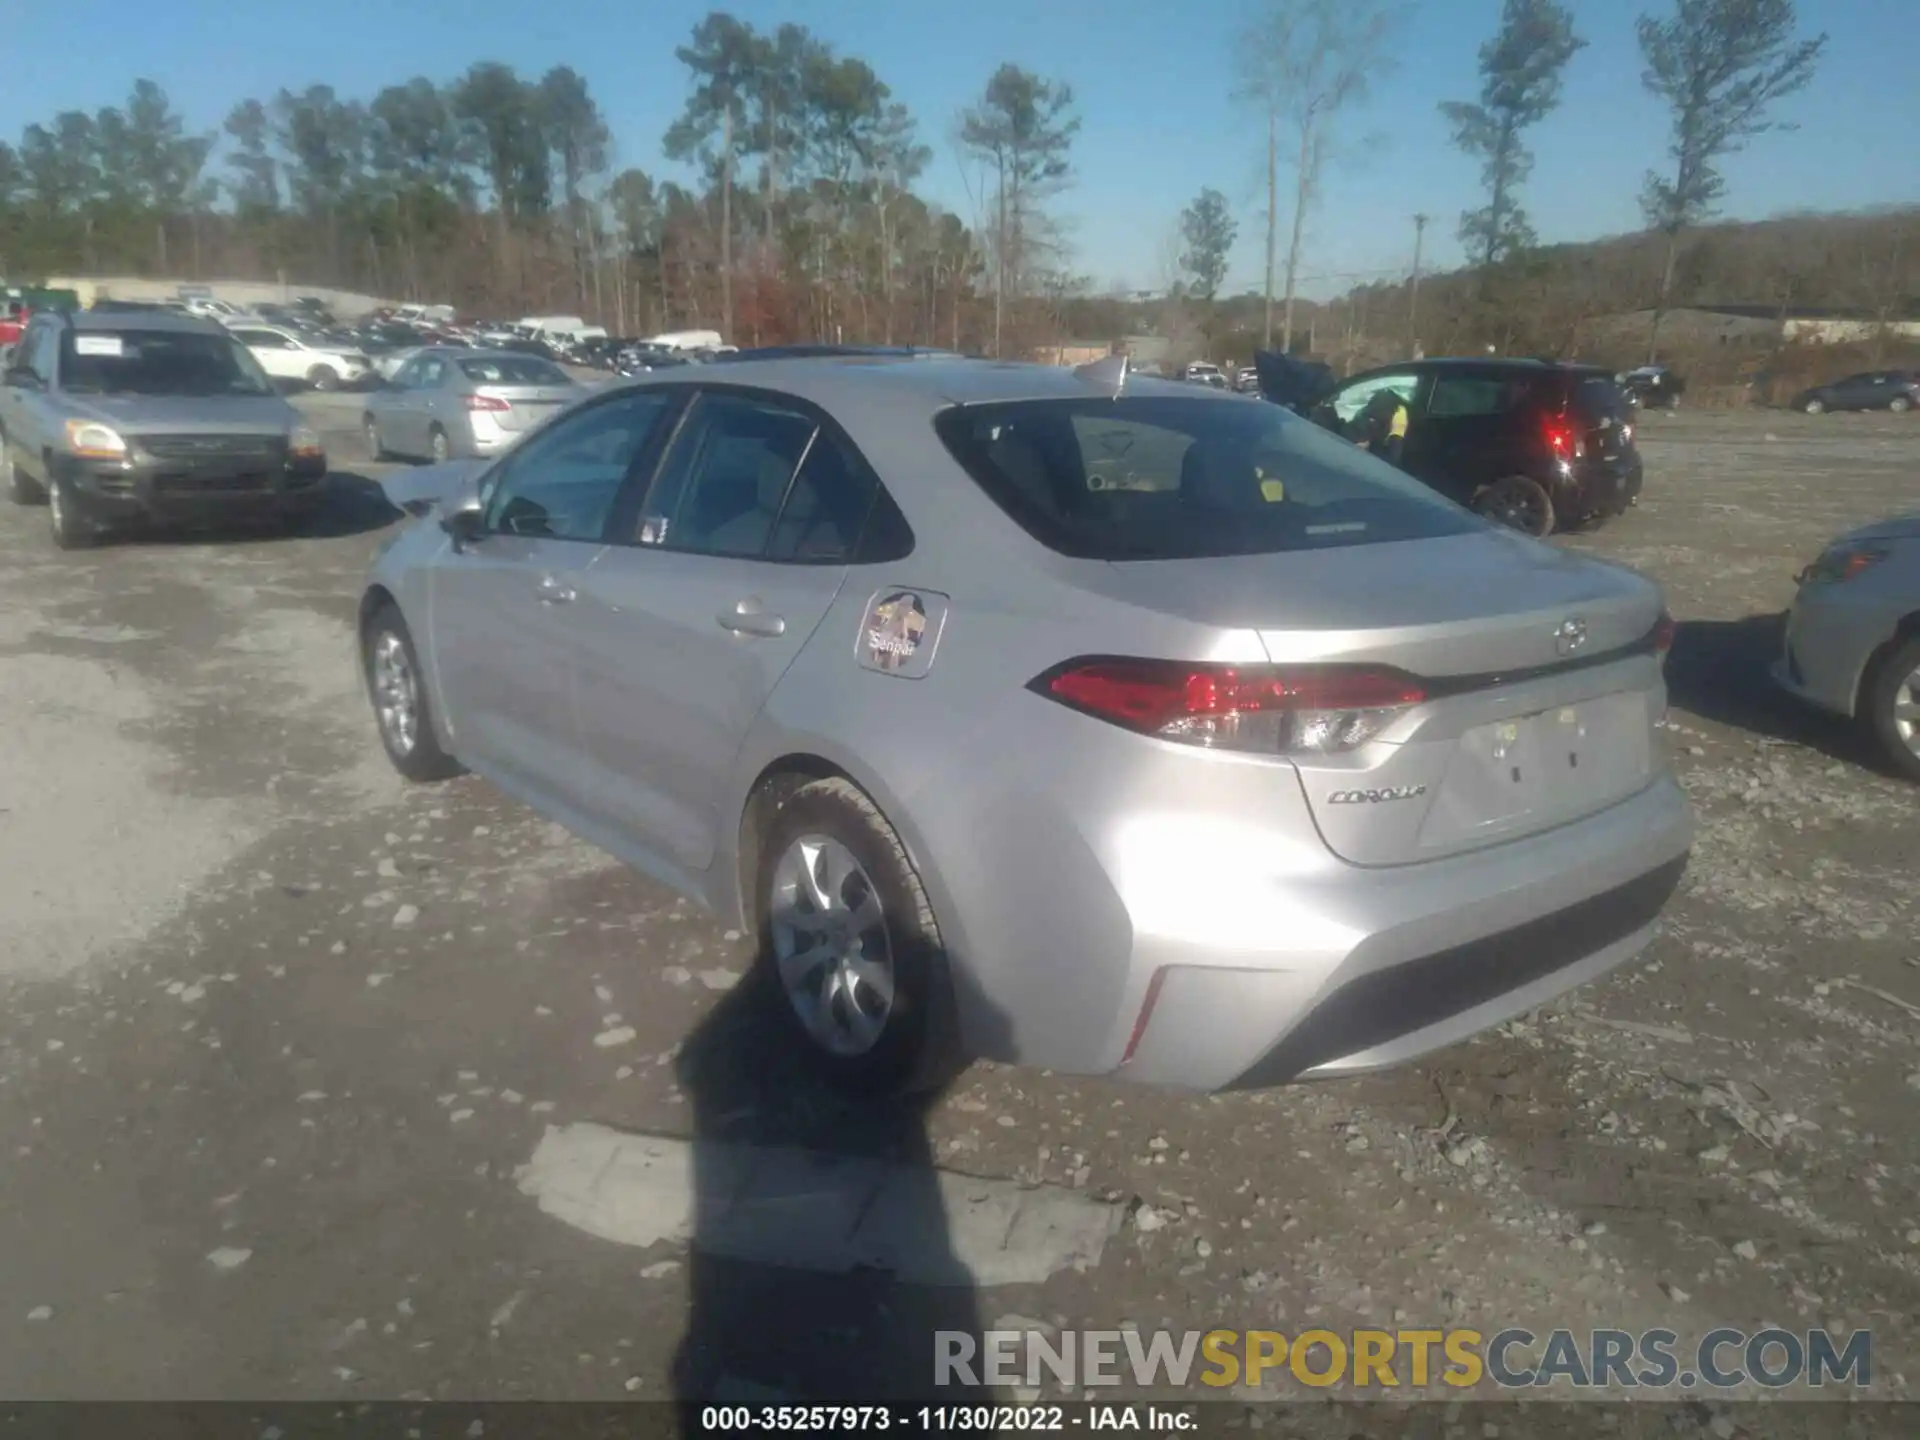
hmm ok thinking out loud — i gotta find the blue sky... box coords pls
[5,0,1913,298]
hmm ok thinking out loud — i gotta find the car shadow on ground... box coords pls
[1666,614,1887,772]
[669,954,1007,1417]
[81,471,401,548]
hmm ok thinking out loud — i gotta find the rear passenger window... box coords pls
[1426,377,1521,418]
[640,390,907,564]
[766,428,880,562]
[642,392,817,558]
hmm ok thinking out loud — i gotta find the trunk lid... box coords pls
[1076,530,1667,866]
[475,383,577,432]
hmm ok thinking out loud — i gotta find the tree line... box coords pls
[0,0,1880,365]
[0,23,1057,350]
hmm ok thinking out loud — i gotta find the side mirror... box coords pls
[4,365,40,389]
[440,496,486,544]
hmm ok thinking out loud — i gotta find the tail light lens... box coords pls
[1545,419,1585,461]
[1034,659,1426,756]
[464,393,511,412]
[1800,545,1888,585]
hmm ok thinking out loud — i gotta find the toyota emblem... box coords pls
[1553,617,1590,657]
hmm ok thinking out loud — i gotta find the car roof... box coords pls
[610,354,1213,411]
[68,308,227,337]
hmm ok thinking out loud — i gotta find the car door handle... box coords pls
[536,576,576,605]
[717,603,786,638]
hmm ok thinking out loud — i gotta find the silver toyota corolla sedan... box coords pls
[358,354,1692,1094]
[363,348,578,463]
[1775,514,1920,782]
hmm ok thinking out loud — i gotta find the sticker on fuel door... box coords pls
[856,588,949,679]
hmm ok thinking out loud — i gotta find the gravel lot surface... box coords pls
[1,398,1916,1421]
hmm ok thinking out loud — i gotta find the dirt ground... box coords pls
[1,400,1916,1420]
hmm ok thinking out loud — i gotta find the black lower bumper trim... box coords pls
[1225,854,1688,1089]
[56,453,327,518]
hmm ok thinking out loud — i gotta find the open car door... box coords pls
[1253,349,1336,414]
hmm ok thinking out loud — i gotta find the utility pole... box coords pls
[1263,110,1277,349]
[1408,213,1428,354]
[720,102,734,338]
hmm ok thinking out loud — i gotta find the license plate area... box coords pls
[1418,692,1652,849]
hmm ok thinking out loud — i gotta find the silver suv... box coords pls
[1,309,329,548]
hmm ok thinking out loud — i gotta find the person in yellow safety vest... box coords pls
[1354,387,1410,468]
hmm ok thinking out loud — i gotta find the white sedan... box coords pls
[227,322,373,392]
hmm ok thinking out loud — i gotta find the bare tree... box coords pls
[1441,0,1584,276]
[1234,0,1398,352]
[958,64,1079,357]
[1637,0,1826,360]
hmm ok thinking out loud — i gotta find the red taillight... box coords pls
[1651,611,1676,655]
[464,393,511,412]
[1036,658,1426,755]
[1545,419,1584,459]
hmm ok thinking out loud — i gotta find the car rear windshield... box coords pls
[933,394,1483,560]
[59,329,275,398]
[459,357,571,386]
[1570,375,1631,423]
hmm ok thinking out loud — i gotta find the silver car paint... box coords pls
[364,357,1692,1091]
[1773,513,1920,717]
[0,312,304,487]
[365,348,577,462]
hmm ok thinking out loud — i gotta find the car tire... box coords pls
[47,475,97,550]
[364,415,388,460]
[2,431,46,505]
[1891,396,1912,414]
[754,777,946,1097]
[1802,398,1825,415]
[362,603,463,783]
[307,364,340,392]
[428,426,450,464]
[1863,634,1920,785]
[1472,475,1556,538]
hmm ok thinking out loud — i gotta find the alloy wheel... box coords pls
[371,631,419,757]
[767,834,895,1057]
[1478,479,1550,536]
[1893,664,1920,760]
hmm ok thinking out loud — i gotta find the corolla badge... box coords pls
[1553,616,1590,657]
[1327,784,1428,805]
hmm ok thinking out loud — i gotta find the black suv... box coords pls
[1256,355,1643,536]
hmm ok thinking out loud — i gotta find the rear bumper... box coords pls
[1113,778,1691,1091]
[1222,855,1684,1087]
[898,689,1693,1094]
[53,451,328,520]
[1559,455,1642,517]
